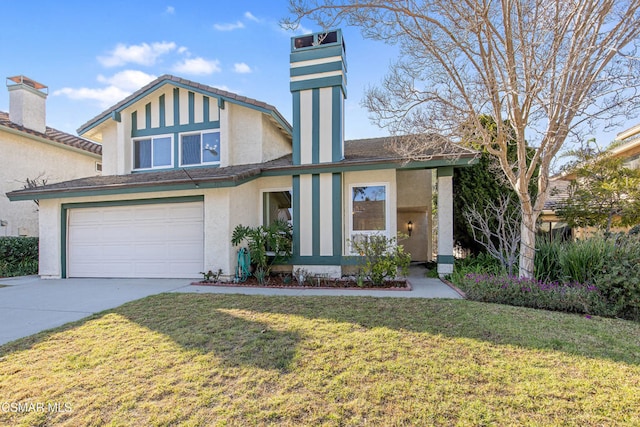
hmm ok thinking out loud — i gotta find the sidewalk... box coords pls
[175,265,463,299]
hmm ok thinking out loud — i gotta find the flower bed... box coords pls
[459,273,613,316]
[192,275,410,290]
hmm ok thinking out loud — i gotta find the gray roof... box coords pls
[77,74,292,136]
[0,111,102,156]
[6,135,477,200]
[544,178,572,210]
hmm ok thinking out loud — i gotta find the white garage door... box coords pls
[68,202,204,278]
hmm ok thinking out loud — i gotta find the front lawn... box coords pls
[1,295,639,426]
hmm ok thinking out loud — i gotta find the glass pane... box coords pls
[153,137,172,167]
[352,185,386,231]
[264,191,292,226]
[202,132,220,163]
[134,139,151,169]
[181,134,201,165]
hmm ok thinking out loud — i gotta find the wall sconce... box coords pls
[407,220,413,237]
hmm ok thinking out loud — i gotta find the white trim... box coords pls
[347,182,390,254]
[290,56,343,68]
[131,133,174,171]
[178,130,221,167]
[290,70,344,82]
[259,186,293,226]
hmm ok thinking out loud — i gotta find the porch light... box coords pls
[407,220,413,237]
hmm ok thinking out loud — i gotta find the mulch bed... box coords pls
[191,275,411,291]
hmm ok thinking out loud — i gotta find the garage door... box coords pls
[67,202,204,278]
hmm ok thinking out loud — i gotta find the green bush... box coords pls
[459,274,613,316]
[350,234,411,286]
[0,237,39,277]
[449,252,504,285]
[591,235,640,321]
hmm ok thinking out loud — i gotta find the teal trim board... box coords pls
[292,176,301,258]
[145,103,151,129]
[159,95,166,128]
[188,91,195,124]
[203,96,210,123]
[290,61,343,77]
[332,85,343,161]
[131,120,220,138]
[312,174,320,256]
[173,87,180,126]
[290,76,347,96]
[292,91,301,165]
[61,196,203,278]
[131,111,137,133]
[332,173,342,258]
[437,166,454,177]
[290,44,344,64]
[437,255,455,264]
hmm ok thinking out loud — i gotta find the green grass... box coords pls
[1,295,639,426]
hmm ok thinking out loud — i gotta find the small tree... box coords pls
[231,220,292,284]
[463,194,522,276]
[556,146,640,234]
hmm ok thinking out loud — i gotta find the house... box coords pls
[7,30,476,279]
[1,76,102,237]
[540,123,640,239]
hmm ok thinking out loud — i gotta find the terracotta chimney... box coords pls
[6,75,48,134]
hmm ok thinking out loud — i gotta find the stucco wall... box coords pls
[1,130,100,237]
[261,114,292,162]
[37,176,292,278]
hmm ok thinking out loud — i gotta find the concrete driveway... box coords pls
[0,276,191,346]
[0,267,461,346]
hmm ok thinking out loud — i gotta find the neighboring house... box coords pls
[540,123,640,239]
[1,76,102,237]
[7,30,476,279]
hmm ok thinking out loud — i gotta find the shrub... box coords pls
[0,237,39,277]
[231,220,292,284]
[350,234,411,286]
[591,235,640,321]
[449,252,504,284]
[460,273,613,316]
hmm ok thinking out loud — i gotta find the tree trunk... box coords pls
[519,210,537,278]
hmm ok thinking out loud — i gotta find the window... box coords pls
[133,136,172,170]
[349,184,389,252]
[263,190,292,227]
[180,131,221,166]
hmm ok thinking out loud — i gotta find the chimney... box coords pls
[6,75,48,134]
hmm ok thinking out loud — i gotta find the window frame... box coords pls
[348,182,390,254]
[260,187,293,256]
[131,134,174,171]
[179,130,221,167]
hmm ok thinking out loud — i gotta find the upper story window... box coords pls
[133,135,172,170]
[180,131,221,166]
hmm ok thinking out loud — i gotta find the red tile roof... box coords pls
[0,111,102,156]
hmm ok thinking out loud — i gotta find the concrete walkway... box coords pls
[0,266,460,345]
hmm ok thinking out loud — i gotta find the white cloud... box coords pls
[244,11,259,22]
[177,46,189,55]
[233,62,252,74]
[172,57,221,75]
[54,70,157,108]
[165,6,175,14]
[53,86,130,109]
[213,21,245,31]
[98,41,177,67]
[96,70,156,91]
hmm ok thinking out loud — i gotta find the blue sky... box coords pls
[0,0,400,141]
[0,0,630,147]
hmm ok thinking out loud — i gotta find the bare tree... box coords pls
[285,0,640,277]
[18,174,48,209]
[464,194,521,276]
